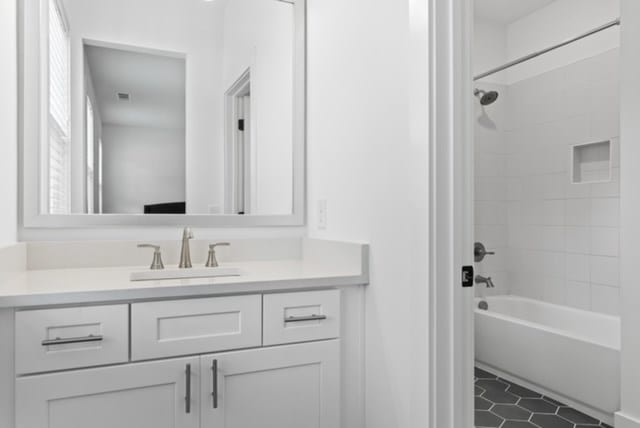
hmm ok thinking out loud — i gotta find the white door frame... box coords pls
[224,69,255,215]
[430,2,640,428]
[617,2,640,427]
[428,0,475,426]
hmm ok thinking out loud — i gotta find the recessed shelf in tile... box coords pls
[572,141,612,184]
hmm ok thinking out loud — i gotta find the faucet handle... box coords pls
[474,242,496,262]
[206,243,231,268]
[137,244,165,270]
[209,242,231,250]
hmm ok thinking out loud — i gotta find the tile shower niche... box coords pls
[572,140,612,184]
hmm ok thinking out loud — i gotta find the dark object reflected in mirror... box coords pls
[144,202,186,215]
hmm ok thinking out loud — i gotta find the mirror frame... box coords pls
[19,0,306,228]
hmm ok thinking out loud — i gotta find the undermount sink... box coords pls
[130,266,241,282]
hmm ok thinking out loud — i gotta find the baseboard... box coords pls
[616,412,640,428]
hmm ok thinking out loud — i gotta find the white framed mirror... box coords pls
[20,0,305,228]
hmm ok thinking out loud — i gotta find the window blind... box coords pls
[48,0,70,214]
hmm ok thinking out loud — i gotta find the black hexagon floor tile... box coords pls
[476,379,509,392]
[502,422,539,428]
[475,396,492,411]
[491,404,531,420]
[543,396,566,407]
[475,367,497,379]
[518,398,558,413]
[475,410,504,427]
[482,388,519,404]
[557,407,600,425]
[531,414,574,428]
[506,383,542,398]
[474,368,609,428]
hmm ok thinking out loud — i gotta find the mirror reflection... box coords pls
[45,0,295,215]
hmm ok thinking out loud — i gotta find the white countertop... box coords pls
[0,239,369,308]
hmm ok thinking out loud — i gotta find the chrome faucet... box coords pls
[179,227,194,269]
[475,275,495,288]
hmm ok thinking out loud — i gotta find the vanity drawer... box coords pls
[131,295,262,360]
[15,305,129,374]
[263,290,340,346]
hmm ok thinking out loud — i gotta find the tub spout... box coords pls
[475,275,495,288]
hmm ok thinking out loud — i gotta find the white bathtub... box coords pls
[475,295,620,422]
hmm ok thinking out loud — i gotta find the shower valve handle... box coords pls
[474,242,495,262]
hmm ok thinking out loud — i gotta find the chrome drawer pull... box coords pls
[185,363,192,414]
[41,334,104,346]
[212,359,218,409]
[284,314,327,323]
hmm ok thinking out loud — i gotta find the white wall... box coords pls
[504,49,621,315]
[307,0,429,426]
[474,0,620,84]
[505,0,619,83]
[62,0,226,214]
[223,0,294,215]
[474,81,509,297]
[407,0,429,423]
[473,17,508,84]
[0,0,17,246]
[101,125,186,214]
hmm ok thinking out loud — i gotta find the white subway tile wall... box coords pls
[474,81,509,298]
[474,49,620,315]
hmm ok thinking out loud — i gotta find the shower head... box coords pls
[474,89,499,106]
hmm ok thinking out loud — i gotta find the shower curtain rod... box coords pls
[473,18,621,81]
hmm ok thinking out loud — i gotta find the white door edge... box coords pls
[428,0,475,426]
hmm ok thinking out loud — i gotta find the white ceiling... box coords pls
[85,45,186,130]
[475,0,557,24]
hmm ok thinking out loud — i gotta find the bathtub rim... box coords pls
[475,295,621,351]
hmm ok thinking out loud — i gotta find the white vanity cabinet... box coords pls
[200,341,340,428]
[15,342,340,428]
[12,290,343,428]
[15,357,200,428]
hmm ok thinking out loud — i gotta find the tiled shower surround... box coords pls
[475,367,613,428]
[474,49,620,315]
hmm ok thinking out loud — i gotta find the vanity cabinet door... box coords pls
[201,340,340,428]
[16,357,199,428]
